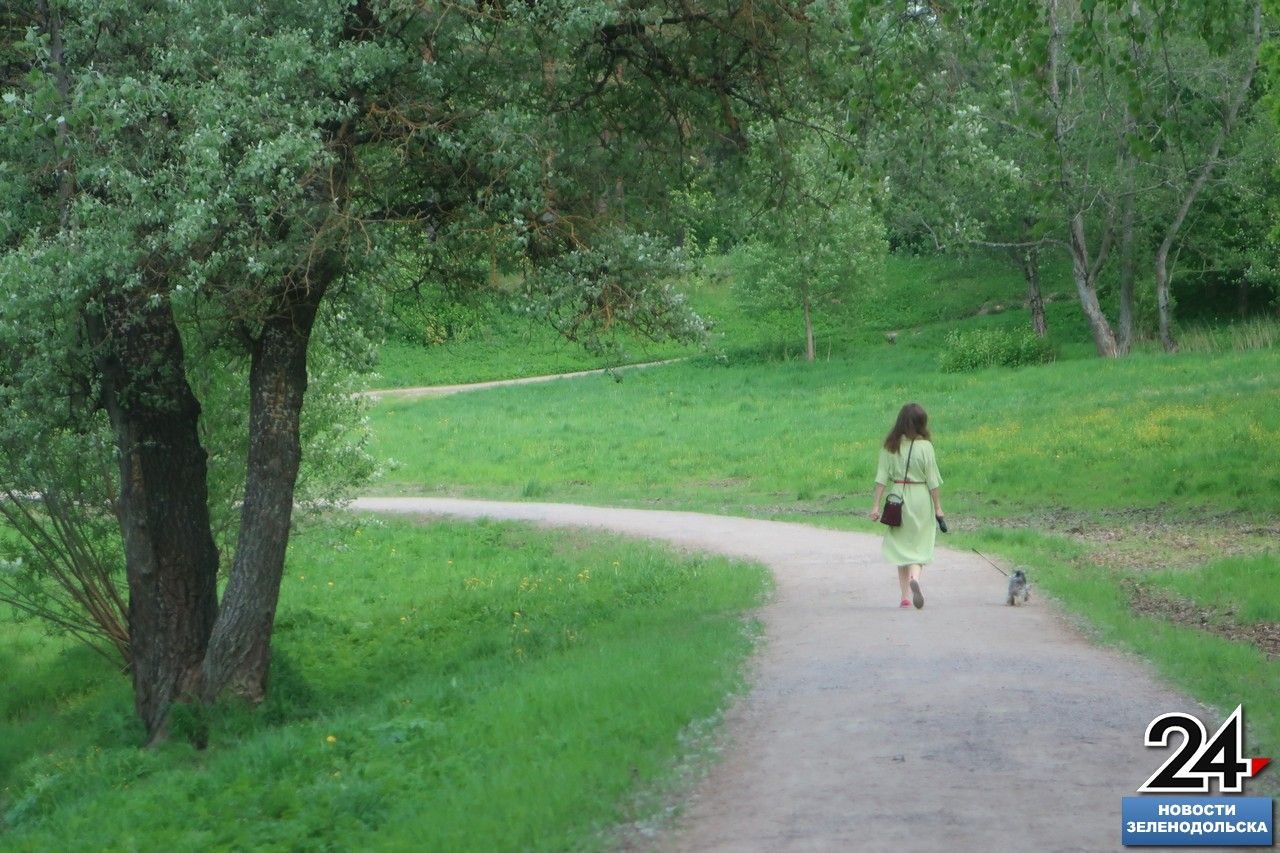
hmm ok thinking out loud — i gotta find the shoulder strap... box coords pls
[891,439,916,499]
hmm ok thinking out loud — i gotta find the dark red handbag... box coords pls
[880,494,904,527]
[879,440,915,528]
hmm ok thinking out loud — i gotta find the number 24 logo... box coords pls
[1140,705,1271,793]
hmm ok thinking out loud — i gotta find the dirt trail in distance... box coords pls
[363,358,685,400]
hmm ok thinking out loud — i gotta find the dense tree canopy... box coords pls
[0,0,823,741]
[2,0,1277,744]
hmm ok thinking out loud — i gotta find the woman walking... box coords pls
[869,403,944,609]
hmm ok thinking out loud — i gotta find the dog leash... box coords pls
[971,547,1010,577]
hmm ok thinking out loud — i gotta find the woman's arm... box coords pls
[926,445,944,517]
[870,483,885,521]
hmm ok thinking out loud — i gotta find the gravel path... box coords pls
[353,497,1208,852]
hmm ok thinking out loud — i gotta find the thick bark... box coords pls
[801,285,815,362]
[42,1,219,742]
[89,288,220,742]
[200,276,329,701]
[1019,247,1047,338]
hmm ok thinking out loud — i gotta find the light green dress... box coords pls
[875,438,944,566]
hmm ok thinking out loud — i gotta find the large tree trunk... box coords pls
[1068,215,1120,357]
[89,288,220,742]
[1019,247,1047,338]
[41,0,218,742]
[801,285,815,362]
[200,275,329,701]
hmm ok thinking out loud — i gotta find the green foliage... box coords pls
[520,231,703,354]
[862,0,1271,351]
[0,274,377,663]
[387,289,493,349]
[938,328,1056,372]
[731,199,885,315]
[727,152,886,358]
[4,0,802,679]
[363,249,1070,387]
[0,517,768,848]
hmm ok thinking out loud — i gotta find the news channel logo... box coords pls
[1123,705,1274,847]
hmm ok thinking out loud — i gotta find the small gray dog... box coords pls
[1006,569,1031,606]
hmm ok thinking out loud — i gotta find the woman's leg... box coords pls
[908,564,925,608]
[897,565,911,600]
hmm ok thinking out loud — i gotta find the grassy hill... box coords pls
[363,249,1280,769]
[368,252,1083,387]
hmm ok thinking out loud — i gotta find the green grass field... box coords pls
[0,518,768,849]
[5,247,1278,845]
[368,346,1280,521]
[361,249,1280,766]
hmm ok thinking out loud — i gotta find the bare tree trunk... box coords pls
[1047,0,1118,358]
[802,284,815,362]
[1117,196,1136,354]
[1069,215,1120,357]
[200,274,330,701]
[1019,247,1047,338]
[1153,245,1178,353]
[89,288,220,743]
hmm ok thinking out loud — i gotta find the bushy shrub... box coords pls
[938,327,1055,372]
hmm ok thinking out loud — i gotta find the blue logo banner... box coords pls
[1122,797,1273,846]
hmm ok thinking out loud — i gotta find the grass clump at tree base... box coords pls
[0,517,769,851]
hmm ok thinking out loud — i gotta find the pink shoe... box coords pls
[899,598,911,608]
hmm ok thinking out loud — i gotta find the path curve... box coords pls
[354,497,1206,852]
[362,358,685,400]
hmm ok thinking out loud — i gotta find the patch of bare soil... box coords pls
[1123,579,1280,658]
[980,506,1279,571]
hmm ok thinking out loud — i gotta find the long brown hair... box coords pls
[883,403,931,452]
